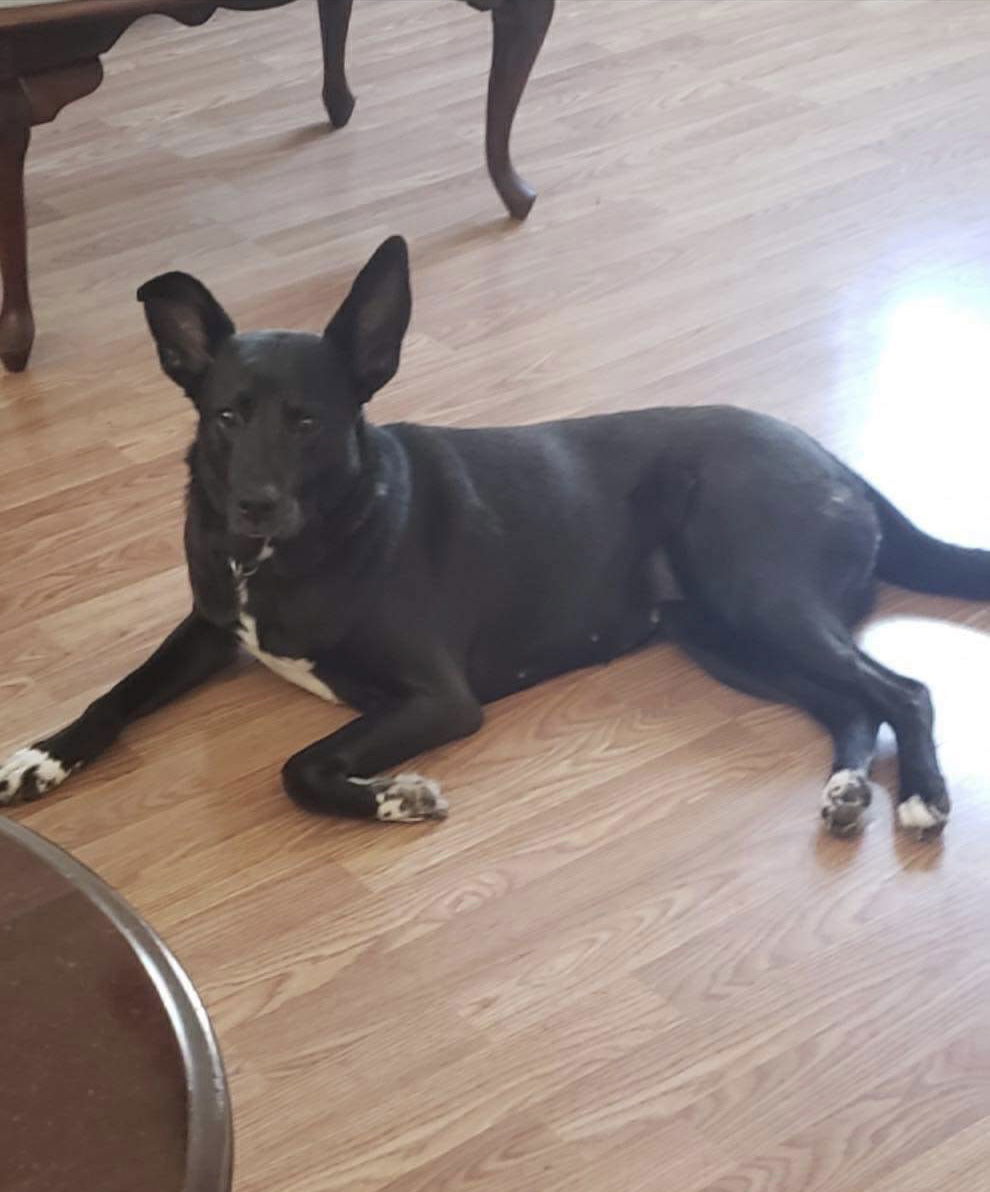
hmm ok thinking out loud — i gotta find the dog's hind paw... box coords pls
[897,794,949,839]
[0,747,71,806]
[820,768,872,837]
[372,773,448,823]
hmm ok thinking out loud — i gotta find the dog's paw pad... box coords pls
[374,773,448,823]
[820,768,872,837]
[0,747,69,806]
[897,794,948,838]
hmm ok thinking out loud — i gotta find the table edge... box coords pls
[0,0,299,32]
[0,816,233,1192]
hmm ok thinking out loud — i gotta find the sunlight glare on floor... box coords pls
[849,287,990,545]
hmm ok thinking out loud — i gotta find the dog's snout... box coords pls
[237,486,280,524]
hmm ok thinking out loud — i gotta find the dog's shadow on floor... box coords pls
[892,819,946,872]
[812,822,866,871]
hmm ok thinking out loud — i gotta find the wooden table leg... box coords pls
[480,0,555,220]
[0,81,34,374]
[318,0,355,128]
[0,59,103,374]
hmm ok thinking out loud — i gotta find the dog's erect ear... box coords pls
[137,272,235,399]
[324,236,411,402]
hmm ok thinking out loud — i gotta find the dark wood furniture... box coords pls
[0,815,231,1192]
[0,0,555,373]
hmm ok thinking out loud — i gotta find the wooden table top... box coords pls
[0,817,231,1192]
[0,0,296,32]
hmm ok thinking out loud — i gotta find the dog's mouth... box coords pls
[227,498,303,543]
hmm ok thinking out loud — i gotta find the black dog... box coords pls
[3,237,988,837]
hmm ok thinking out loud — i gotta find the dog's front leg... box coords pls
[282,690,483,822]
[0,613,237,805]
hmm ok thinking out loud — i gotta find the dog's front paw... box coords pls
[0,746,73,806]
[820,768,872,837]
[372,773,449,823]
[897,794,949,839]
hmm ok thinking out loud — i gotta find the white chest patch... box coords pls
[232,554,340,704]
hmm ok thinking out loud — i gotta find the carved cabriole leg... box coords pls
[477,0,555,220]
[0,59,103,373]
[0,80,33,372]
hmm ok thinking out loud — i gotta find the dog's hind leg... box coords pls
[0,613,237,806]
[662,603,879,836]
[736,605,949,837]
[662,475,948,836]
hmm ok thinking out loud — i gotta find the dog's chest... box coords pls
[231,559,340,704]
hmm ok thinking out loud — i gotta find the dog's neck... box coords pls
[309,419,390,545]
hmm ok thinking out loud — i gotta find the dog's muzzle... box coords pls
[229,488,302,540]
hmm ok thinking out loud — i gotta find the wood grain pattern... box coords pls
[3,2,990,1189]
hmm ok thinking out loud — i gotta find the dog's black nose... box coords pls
[237,488,279,524]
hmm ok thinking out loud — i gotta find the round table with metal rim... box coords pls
[0,815,231,1192]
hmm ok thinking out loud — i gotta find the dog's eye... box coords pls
[294,415,318,434]
[216,409,237,428]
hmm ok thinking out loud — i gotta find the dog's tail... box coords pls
[868,484,990,599]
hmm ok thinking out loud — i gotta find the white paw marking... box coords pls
[821,768,868,808]
[231,557,341,704]
[373,773,448,823]
[820,768,871,836]
[0,748,69,805]
[897,795,948,833]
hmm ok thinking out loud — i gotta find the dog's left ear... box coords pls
[137,271,235,400]
[325,236,411,402]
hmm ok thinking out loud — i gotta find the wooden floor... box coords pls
[4,1,990,1188]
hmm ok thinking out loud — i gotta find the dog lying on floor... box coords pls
[2,236,988,836]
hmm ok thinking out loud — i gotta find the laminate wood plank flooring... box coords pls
[3,3,990,1189]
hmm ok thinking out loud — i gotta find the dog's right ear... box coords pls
[137,272,235,400]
